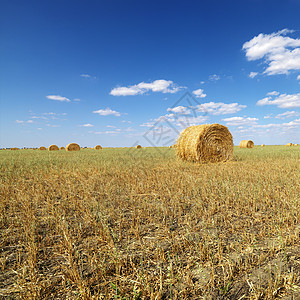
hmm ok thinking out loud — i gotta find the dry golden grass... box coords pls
[176,124,233,163]
[0,146,299,299]
[239,140,254,148]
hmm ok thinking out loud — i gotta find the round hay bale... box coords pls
[286,143,293,146]
[60,146,65,150]
[176,124,233,163]
[261,144,265,147]
[10,147,19,150]
[294,144,299,146]
[136,145,142,149]
[39,146,47,150]
[94,145,102,150]
[239,140,254,148]
[48,144,59,151]
[66,143,80,151]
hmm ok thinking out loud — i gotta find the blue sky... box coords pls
[1,0,300,148]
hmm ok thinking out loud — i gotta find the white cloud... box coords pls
[249,72,258,78]
[167,106,191,115]
[222,116,258,126]
[46,95,71,102]
[79,124,94,127]
[74,98,80,102]
[257,92,300,108]
[243,29,300,75]
[197,102,246,115]
[46,124,60,127]
[15,120,33,124]
[297,75,300,80]
[110,79,183,96]
[106,125,117,128]
[93,107,121,116]
[253,119,300,128]
[209,74,220,81]
[275,111,300,119]
[80,74,91,78]
[267,91,279,96]
[192,88,207,98]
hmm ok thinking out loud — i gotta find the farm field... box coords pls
[0,146,299,299]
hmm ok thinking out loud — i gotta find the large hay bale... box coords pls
[286,143,293,146]
[176,124,233,163]
[60,146,65,150]
[39,146,47,150]
[136,145,142,149]
[94,145,102,150]
[48,144,59,151]
[239,140,254,148]
[66,143,80,151]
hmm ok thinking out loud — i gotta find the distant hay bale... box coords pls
[261,144,265,147]
[39,146,47,150]
[239,140,254,148]
[136,145,142,149]
[295,144,299,146]
[94,145,102,150]
[66,143,80,151]
[176,124,233,163]
[60,146,65,150]
[10,147,19,150]
[48,144,59,151]
[286,143,293,146]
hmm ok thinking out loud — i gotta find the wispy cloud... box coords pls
[79,123,94,127]
[222,116,258,126]
[196,102,246,115]
[110,79,184,96]
[243,29,300,75]
[257,92,300,108]
[275,111,300,119]
[80,74,91,78]
[93,107,121,116]
[209,74,220,81]
[249,72,258,78]
[46,95,71,102]
[16,120,33,124]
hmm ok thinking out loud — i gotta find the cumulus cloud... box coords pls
[93,107,121,116]
[46,95,71,102]
[110,79,183,96]
[249,72,258,78]
[167,106,191,115]
[192,89,207,98]
[222,116,258,126]
[257,92,300,108]
[243,29,300,75]
[197,102,246,115]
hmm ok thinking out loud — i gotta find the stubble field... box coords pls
[0,146,299,299]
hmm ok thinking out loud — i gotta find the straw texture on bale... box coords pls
[94,145,102,150]
[136,145,142,149]
[39,146,47,150]
[176,124,233,163]
[48,144,59,151]
[239,140,254,148]
[286,143,293,146]
[66,143,80,151]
